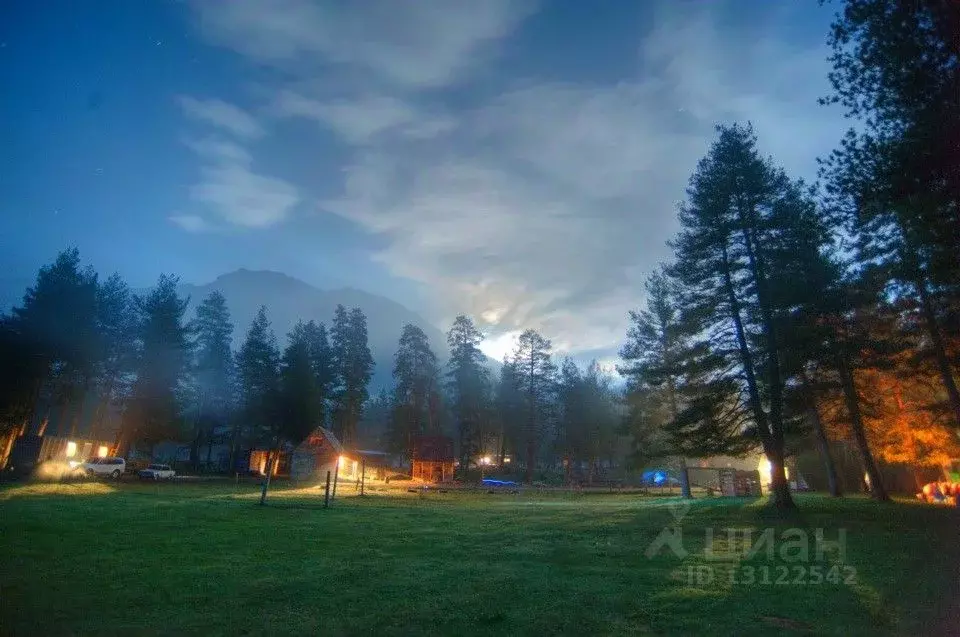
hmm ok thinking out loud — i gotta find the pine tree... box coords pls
[445,315,488,474]
[330,305,374,445]
[389,324,440,457]
[236,306,281,456]
[0,318,42,460]
[279,321,320,445]
[511,328,556,484]
[667,124,827,509]
[797,260,894,501]
[820,0,960,429]
[495,357,523,466]
[556,358,584,482]
[580,361,620,484]
[11,249,99,437]
[303,320,333,427]
[619,270,691,497]
[190,291,234,469]
[123,275,190,453]
[88,273,136,443]
[557,359,620,486]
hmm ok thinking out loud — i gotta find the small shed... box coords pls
[290,427,343,482]
[411,435,455,483]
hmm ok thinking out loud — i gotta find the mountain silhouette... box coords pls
[180,269,451,392]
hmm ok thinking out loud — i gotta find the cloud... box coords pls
[273,92,420,143]
[318,11,845,355]
[168,214,213,233]
[187,0,846,357]
[183,136,254,164]
[178,96,264,139]
[177,135,300,230]
[191,162,300,228]
[191,0,536,89]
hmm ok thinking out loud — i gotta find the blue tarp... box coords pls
[482,478,519,487]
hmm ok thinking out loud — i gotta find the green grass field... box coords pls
[1,481,957,636]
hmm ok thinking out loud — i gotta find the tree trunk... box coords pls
[766,444,793,509]
[678,456,692,499]
[525,433,535,484]
[497,425,506,467]
[259,449,275,505]
[719,242,795,509]
[810,406,842,498]
[190,433,201,473]
[205,428,214,469]
[0,428,19,470]
[916,278,960,431]
[665,378,692,499]
[228,418,242,475]
[801,373,842,497]
[838,356,890,502]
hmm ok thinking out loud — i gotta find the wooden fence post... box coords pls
[331,458,339,500]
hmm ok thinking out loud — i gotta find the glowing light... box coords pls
[97,446,109,458]
[338,455,347,466]
[479,330,521,361]
[480,456,492,466]
[504,457,511,464]
[758,458,772,486]
[66,441,77,458]
[68,460,81,469]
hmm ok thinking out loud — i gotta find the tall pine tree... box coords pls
[511,329,556,484]
[122,275,190,454]
[303,320,333,427]
[236,306,281,460]
[389,324,440,457]
[668,124,827,509]
[279,321,320,445]
[11,249,99,437]
[330,305,374,445]
[90,273,135,442]
[619,270,691,497]
[190,291,234,469]
[445,315,489,474]
[820,0,960,429]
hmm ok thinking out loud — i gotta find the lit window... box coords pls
[98,446,109,458]
[66,441,77,457]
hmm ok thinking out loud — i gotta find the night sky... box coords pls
[1,0,847,362]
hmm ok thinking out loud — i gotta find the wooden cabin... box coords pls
[290,427,343,482]
[411,435,455,483]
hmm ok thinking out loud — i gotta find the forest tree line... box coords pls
[0,251,621,480]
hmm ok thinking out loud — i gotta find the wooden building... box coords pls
[411,435,455,483]
[290,427,343,482]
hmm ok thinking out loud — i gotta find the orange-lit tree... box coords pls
[857,363,960,488]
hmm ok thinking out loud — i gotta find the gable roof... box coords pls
[293,427,343,455]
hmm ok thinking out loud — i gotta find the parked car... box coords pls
[83,457,126,479]
[138,464,176,480]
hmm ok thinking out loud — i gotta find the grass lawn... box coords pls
[1,481,957,636]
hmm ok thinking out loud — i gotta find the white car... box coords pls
[83,457,126,479]
[139,464,175,480]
